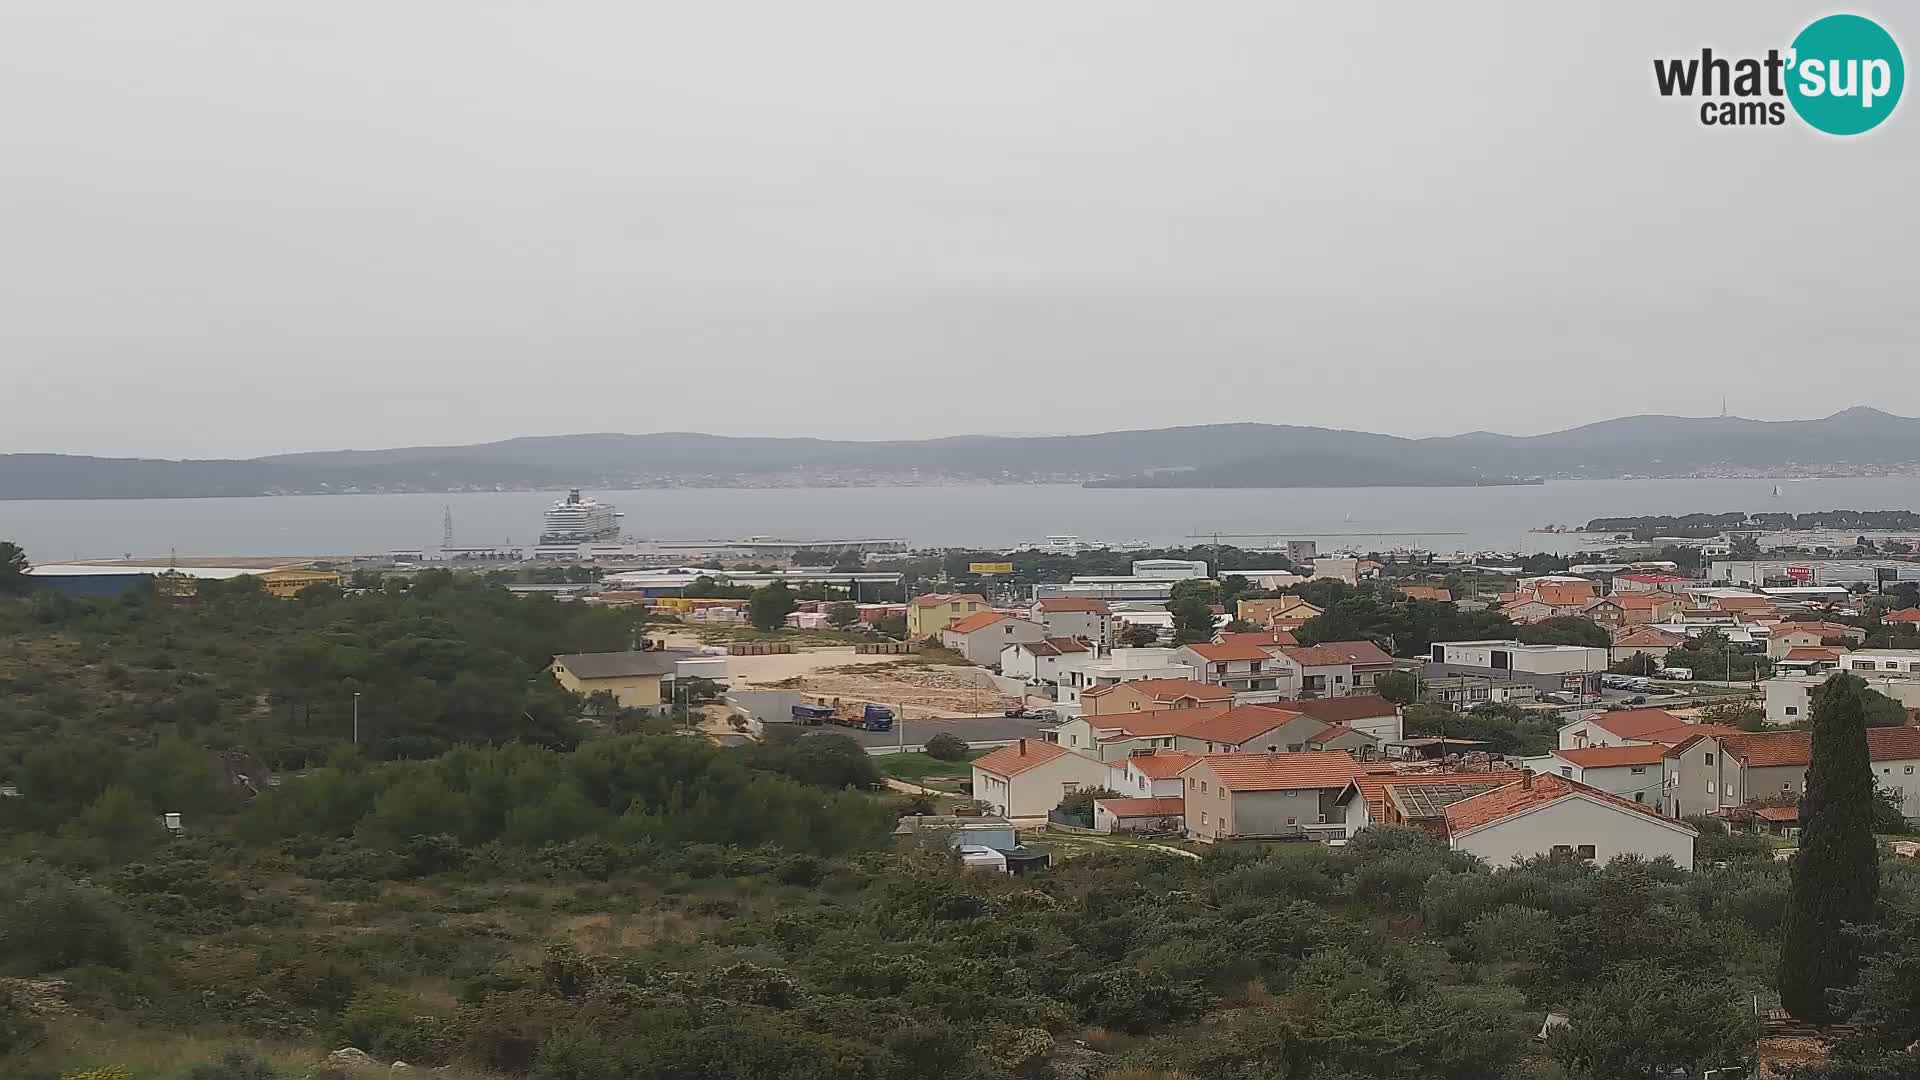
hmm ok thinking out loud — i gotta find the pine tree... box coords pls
[1778,672,1881,1021]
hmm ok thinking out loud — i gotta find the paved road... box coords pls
[841,715,1054,750]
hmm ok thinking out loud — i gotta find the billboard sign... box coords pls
[1786,565,1814,582]
[969,562,1014,575]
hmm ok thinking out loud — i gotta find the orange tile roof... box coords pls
[1553,744,1670,768]
[1082,678,1233,703]
[1282,644,1369,667]
[1185,751,1362,792]
[973,738,1086,778]
[1303,640,1396,666]
[1752,805,1798,822]
[1784,646,1844,662]
[1092,705,1233,738]
[1035,598,1110,613]
[1119,749,1200,778]
[1183,641,1277,662]
[1218,630,1300,648]
[1707,726,1920,768]
[1308,724,1372,747]
[1605,592,1685,610]
[1777,621,1859,638]
[1886,609,1920,624]
[1643,722,1744,747]
[1178,705,1310,746]
[1583,708,1689,740]
[1613,627,1685,647]
[1534,582,1599,607]
[1289,695,1400,725]
[1094,796,1186,817]
[1714,596,1777,612]
[944,611,1009,634]
[1442,772,1687,835]
[1398,586,1453,602]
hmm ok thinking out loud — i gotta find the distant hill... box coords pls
[6,408,1920,499]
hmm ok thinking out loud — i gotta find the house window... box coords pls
[1559,767,1572,778]
[1200,811,1209,826]
[1286,817,1297,826]
[1786,707,1798,716]
[1551,844,1573,857]
[1634,792,1645,803]
[1784,782,1793,791]
[1704,753,1714,765]
[1200,781,1208,793]
[1630,766,1646,775]
[1219,788,1225,801]
[1907,766,1915,775]
[1577,844,1596,860]
[1725,782,1735,796]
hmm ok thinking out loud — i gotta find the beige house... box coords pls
[907,593,989,639]
[549,651,682,713]
[1172,705,1377,757]
[1081,678,1233,717]
[1443,772,1697,869]
[1665,726,1920,820]
[1179,752,1361,842]
[1235,596,1323,630]
[970,738,1113,818]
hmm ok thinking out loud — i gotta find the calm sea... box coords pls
[5,477,1920,562]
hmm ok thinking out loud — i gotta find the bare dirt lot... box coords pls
[707,646,1003,718]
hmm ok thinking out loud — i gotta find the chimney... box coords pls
[1521,771,1534,790]
[1018,738,1027,756]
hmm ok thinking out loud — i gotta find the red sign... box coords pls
[1786,565,1813,582]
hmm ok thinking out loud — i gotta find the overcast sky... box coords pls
[2,2,1913,458]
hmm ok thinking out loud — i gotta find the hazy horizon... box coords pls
[4,2,1914,458]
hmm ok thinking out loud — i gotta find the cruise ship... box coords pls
[539,489,622,543]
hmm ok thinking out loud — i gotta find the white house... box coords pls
[1030,597,1114,649]
[1105,748,1199,798]
[1441,772,1698,869]
[1523,744,1668,808]
[941,612,1048,666]
[1174,641,1298,701]
[1289,695,1405,743]
[969,738,1114,818]
[1062,647,1202,707]
[999,638,1093,687]
[1556,708,1694,750]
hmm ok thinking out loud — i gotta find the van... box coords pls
[1657,667,1694,681]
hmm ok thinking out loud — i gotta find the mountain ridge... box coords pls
[6,409,1919,499]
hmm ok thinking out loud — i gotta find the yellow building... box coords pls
[906,593,989,639]
[1236,596,1323,629]
[548,651,682,713]
[258,567,342,599]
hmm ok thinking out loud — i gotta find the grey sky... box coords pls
[2,2,1913,458]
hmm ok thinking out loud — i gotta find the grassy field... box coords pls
[877,749,983,783]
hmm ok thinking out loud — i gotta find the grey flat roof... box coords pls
[551,651,684,678]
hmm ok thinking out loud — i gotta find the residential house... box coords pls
[1397,585,1454,602]
[1558,708,1706,750]
[1765,673,1920,725]
[1031,597,1114,649]
[1288,694,1405,743]
[1093,796,1186,834]
[1175,641,1298,701]
[1067,647,1202,708]
[1000,638,1093,687]
[1278,644,1373,697]
[1081,678,1234,717]
[1236,596,1323,631]
[1173,705,1376,756]
[1766,621,1867,658]
[548,650,683,713]
[1613,572,1695,593]
[1429,640,1609,697]
[1842,649,1920,678]
[1105,747,1199,797]
[1441,772,1698,869]
[1215,629,1300,649]
[1500,598,1559,625]
[259,567,343,599]
[1886,609,1920,625]
[1054,706,1229,759]
[1778,646,1846,674]
[1583,592,1685,631]
[1423,675,1539,710]
[907,593,989,638]
[1294,640,1395,692]
[1526,744,1669,808]
[1609,626,1686,667]
[969,738,1113,818]
[1334,770,1527,836]
[1666,726,1920,820]
[1180,752,1363,842]
[941,612,1048,666]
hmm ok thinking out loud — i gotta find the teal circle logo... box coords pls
[1787,14,1904,135]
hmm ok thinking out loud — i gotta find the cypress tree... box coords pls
[1778,672,1881,1021]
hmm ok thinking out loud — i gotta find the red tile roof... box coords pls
[944,611,1009,635]
[973,739,1086,778]
[1605,592,1685,610]
[1886,609,1920,624]
[1552,744,1670,768]
[1178,705,1309,746]
[1184,751,1363,792]
[1021,637,1090,657]
[1714,596,1777,612]
[1777,622,1861,639]
[1581,708,1689,740]
[1183,641,1277,662]
[1081,678,1233,703]
[1094,796,1186,817]
[1398,586,1453,602]
[1092,705,1233,738]
[1534,582,1599,607]
[1689,726,1920,769]
[1752,805,1799,823]
[1308,724,1372,747]
[1643,723,1745,748]
[1784,646,1844,662]
[1119,749,1200,778]
[1289,695,1400,725]
[1035,598,1111,614]
[1283,644,1364,667]
[1304,640,1396,666]
[1442,772,1688,836]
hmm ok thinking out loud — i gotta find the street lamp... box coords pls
[352,691,361,745]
